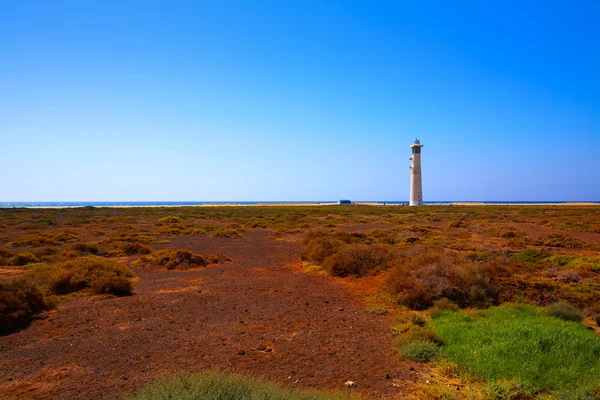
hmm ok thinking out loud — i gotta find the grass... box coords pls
[124,371,358,400]
[431,304,600,395]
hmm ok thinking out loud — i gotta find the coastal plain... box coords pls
[1,205,600,399]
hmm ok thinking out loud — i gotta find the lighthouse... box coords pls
[409,139,424,206]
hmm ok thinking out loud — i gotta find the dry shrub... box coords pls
[322,243,395,277]
[107,241,152,256]
[9,252,39,266]
[157,216,184,225]
[385,250,499,310]
[205,253,232,264]
[447,220,469,228]
[0,278,49,334]
[29,256,135,296]
[70,242,101,255]
[141,249,206,270]
[0,248,15,265]
[534,233,585,249]
[11,233,57,247]
[52,230,80,243]
[301,229,358,264]
[210,229,244,238]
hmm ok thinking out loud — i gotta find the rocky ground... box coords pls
[0,229,416,399]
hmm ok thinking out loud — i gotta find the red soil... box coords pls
[0,230,416,399]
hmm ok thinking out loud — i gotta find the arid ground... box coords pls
[1,205,600,399]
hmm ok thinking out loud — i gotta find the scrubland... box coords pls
[1,205,600,399]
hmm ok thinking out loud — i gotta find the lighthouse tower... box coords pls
[409,139,424,206]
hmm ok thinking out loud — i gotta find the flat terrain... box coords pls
[1,205,600,399]
[0,229,414,400]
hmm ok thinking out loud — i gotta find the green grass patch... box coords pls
[432,304,600,395]
[124,371,358,400]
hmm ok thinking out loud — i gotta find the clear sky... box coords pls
[1,1,599,201]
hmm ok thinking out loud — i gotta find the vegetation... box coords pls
[432,304,600,396]
[125,371,357,400]
[547,302,584,322]
[0,278,49,334]
[28,256,136,296]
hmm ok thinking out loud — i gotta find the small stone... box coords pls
[338,308,344,311]
[238,350,245,355]
[409,367,415,371]
[456,387,461,391]
[265,348,272,352]
[257,345,267,351]
[345,381,358,388]
[385,373,391,379]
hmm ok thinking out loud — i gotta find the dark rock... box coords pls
[385,373,391,379]
[257,345,267,351]
[238,350,245,355]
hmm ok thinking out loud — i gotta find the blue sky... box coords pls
[1,1,598,201]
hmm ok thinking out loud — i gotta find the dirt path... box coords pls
[0,230,415,399]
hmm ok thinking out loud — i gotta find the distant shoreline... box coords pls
[1,201,599,209]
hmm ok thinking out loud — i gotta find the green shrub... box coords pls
[534,234,585,249]
[29,256,135,296]
[125,371,355,400]
[513,248,552,263]
[547,302,584,323]
[0,279,49,334]
[399,340,442,363]
[396,327,444,347]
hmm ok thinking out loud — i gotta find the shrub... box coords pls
[534,234,585,249]
[125,371,355,400]
[430,298,459,318]
[11,233,57,247]
[205,253,232,264]
[513,248,552,263]
[0,279,49,334]
[140,249,206,270]
[29,256,136,296]
[301,236,346,264]
[108,241,152,256]
[547,302,584,323]
[385,250,498,309]
[158,216,184,224]
[399,340,442,363]
[211,229,244,238]
[9,252,39,266]
[70,242,101,255]
[322,243,394,277]
[0,248,15,264]
[397,327,444,346]
[447,220,469,228]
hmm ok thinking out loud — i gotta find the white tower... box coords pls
[409,139,424,206]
